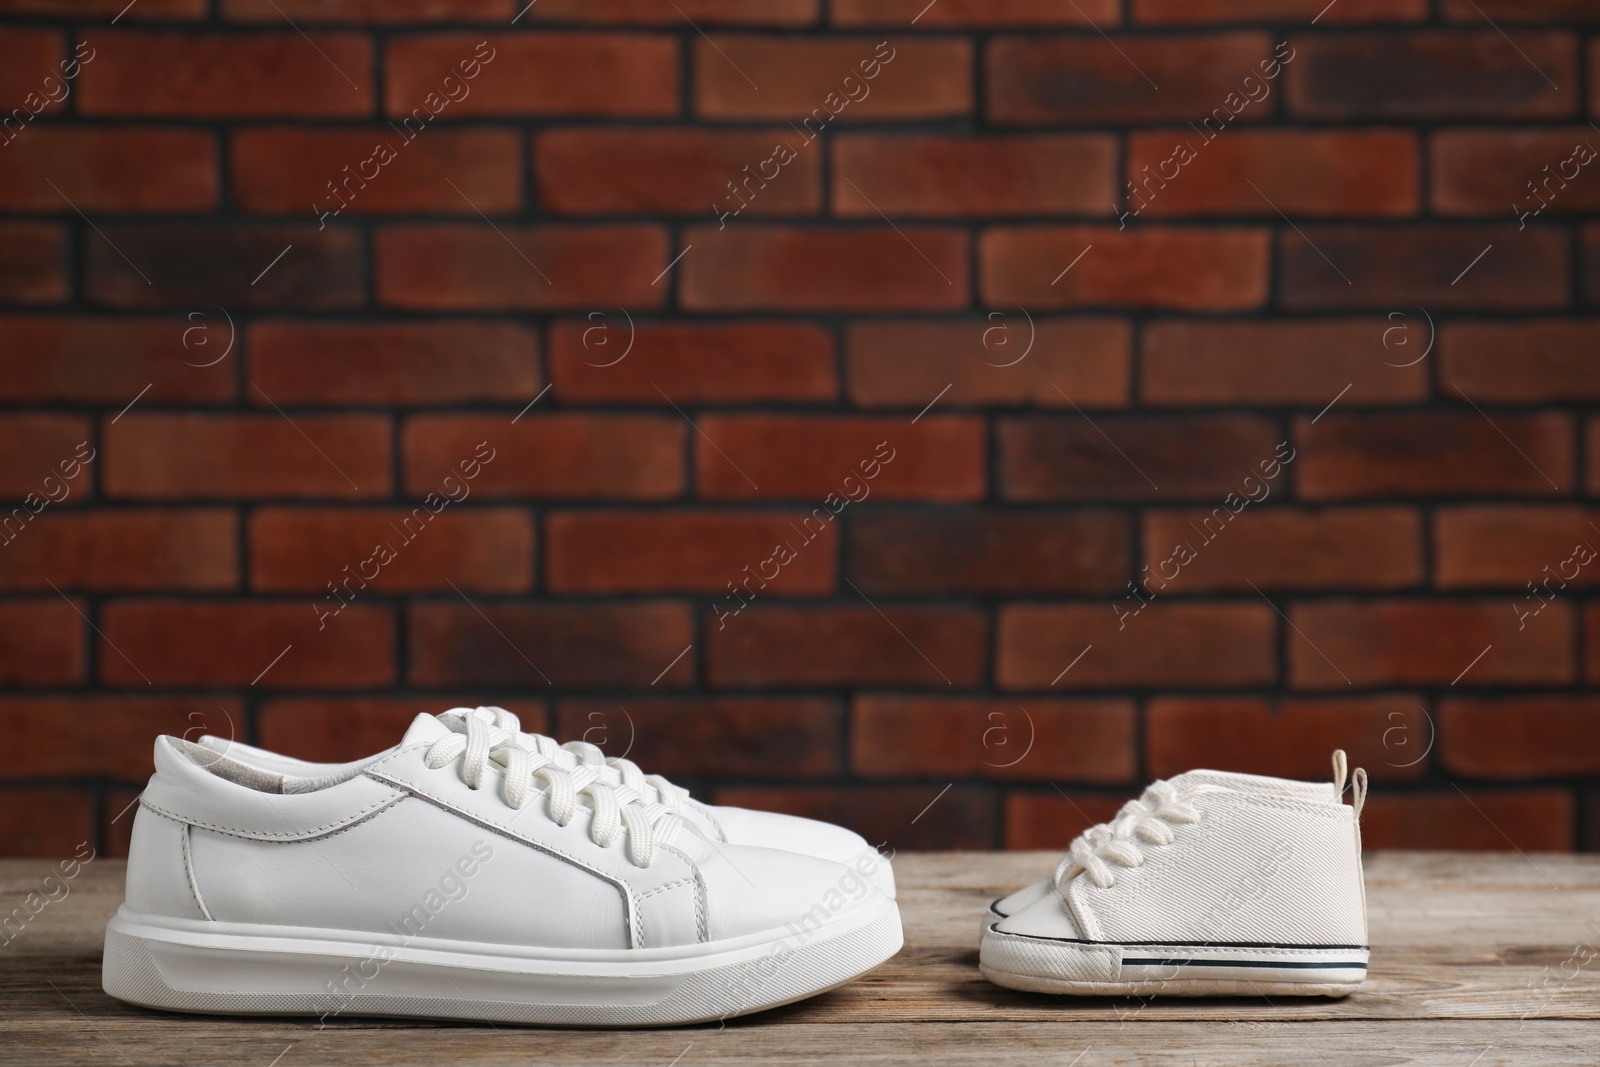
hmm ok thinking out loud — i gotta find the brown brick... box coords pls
[79,31,373,117]
[0,222,65,304]
[376,225,667,311]
[1147,695,1432,782]
[981,226,1269,311]
[851,510,1129,595]
[536,128,821,216]
[224,0,510,21]
[232,128,521,216]
[693,415,984,501]
[0,29,63,122]
[707,606,986,687]
[1142,320,1428,406]
[847,318,1130,408]
[1583,604,1600,683]
[1441,697,1600,780]
[0,789,93,858]
[1587,222,1600,308]
[1296,412,1573,500]
[988,33,1276,125]
[0,317,234,404]
[251,507,533,594]
[1125,130,1418,218]
[0,510,237,592]
[998,603,1277,690]
[1287,32,1577,121]
[1442,0,1600,17]
[105,414,391,500]
[403,414,683,500]
[409,602,693,688]
[1,0,202,14]
[548,320,835,405]
[834,134,1117,218]
[554,698,839,779]
[1594,42,1600,135]
[100,601,393,688]
[1135,0,1423,21]
[715,784,996,850]
[1586,420,1600,494]
[534,0,816,23]
[1442,321,1600,403]
[1435,506,1600,590]
[1288,600,1574,689]
[259,697,547,763]
[248,321,539,405]
[0,601,83,686]
[85,225,366,311]
[1433,130,1600,218]
[680,225,968,311]
[999,414,1283,502]
[1360,790,1573,851]
[0,697,245,780]
[0,413,93,498]
[386,33,676,118]
[1143,507,1423,592]
[1004,793,1132,850]
[834,0,1119,25]
[547,510,835,595]
[1281,225,1567,311]
[852,697,1136,782]
[0,128,216,212]
[694,37,969,120]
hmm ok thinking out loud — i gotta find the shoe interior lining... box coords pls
[171,737,369,793]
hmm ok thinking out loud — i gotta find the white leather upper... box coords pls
[995,770,1368,948]
[126,722,888,952]
[196,728,896,899]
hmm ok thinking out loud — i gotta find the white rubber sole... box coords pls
[980,928,1367,998]
[104,896,902,1027]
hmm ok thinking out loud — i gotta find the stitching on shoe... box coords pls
[138,792,406,842]
[658,841,710,943]
[638,878,691,900]
[363,764,651,949]
[986,929,1370,953]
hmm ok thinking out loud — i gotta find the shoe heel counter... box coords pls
[124,805,208,920]
[1350,783,1369,944]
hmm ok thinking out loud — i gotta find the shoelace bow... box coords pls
[423,712,672,867]
[1053,780,1201,893]
[448,706,695,817]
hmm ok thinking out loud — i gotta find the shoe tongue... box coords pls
[400,713,453,747]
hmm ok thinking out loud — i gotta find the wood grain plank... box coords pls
[0,1019,1596,1067]
[2,852,1598,1066]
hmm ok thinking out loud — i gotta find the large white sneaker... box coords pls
[980,751,1369,997]
[195,705,895,900]
[104,712,902,1026]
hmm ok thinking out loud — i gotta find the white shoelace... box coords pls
[1053,780,1201,893]
[446,706,695,817]
[423,712,670,867]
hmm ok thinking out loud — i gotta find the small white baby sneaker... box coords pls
[980,751,1369,997]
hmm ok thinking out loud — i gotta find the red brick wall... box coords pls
[1,1,1598,857]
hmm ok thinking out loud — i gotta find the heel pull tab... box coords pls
[1331,749,1349,796]
[1350,766,1367,821]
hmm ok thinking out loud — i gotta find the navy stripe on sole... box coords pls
[1123,958,1367,970]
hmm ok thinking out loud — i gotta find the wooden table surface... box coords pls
[3,851,1598,1065]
